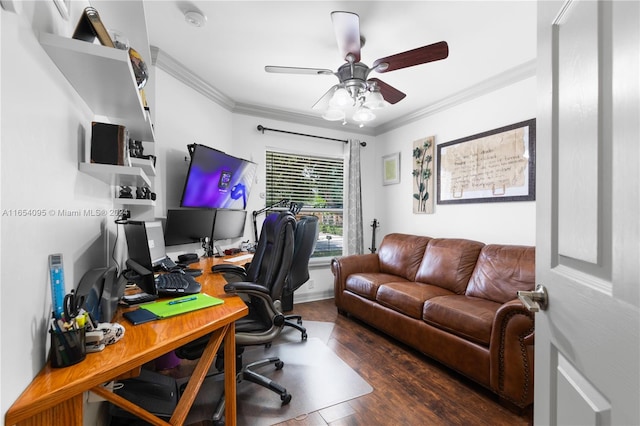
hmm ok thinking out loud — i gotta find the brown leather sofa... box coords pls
[331,233,535,409]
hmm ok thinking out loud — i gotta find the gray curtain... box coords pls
[345,139,364,255]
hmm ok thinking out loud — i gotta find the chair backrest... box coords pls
[285,215,319,295]
[245,211,296,300]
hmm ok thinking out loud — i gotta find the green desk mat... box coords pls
[140,293,224,318]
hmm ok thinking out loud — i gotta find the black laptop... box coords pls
[123,221,201,296]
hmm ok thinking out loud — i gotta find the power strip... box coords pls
[87,381,116,403]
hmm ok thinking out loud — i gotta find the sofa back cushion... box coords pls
[378,233,431,281]
[465,244,535,304]
[414,238,485,294]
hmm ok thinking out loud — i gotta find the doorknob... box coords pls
[517,284,548,312]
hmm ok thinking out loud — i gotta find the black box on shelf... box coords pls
[90,122,127,166]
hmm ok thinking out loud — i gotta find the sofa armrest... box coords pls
[331,253,380,297]
[489,299,535,408]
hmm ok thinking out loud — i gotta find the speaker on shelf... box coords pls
[90,122,128,166]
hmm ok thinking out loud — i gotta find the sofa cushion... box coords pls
[376,282,455,319]
[414,238,485,294]
[423,295,501,346]
[377,234,431,281]
[345,273,407,300]
[466,244,535,304]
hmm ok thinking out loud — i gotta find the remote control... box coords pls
[49,254,67,319]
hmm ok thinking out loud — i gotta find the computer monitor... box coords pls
[164,209,216,246]
[124,221,174,271]
[211,209,247,241]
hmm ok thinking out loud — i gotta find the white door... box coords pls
[535,0,639,424]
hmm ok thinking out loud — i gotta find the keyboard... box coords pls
[155,272,201,295]
[224,253,253,263]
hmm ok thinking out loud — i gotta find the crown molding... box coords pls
[151,47,535,137]
[373,59,537,135]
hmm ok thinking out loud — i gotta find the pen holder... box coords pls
[49,326,87,368]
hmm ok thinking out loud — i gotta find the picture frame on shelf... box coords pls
[382,152,401,185]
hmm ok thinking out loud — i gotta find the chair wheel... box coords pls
[275,360,284,370]
[301,332,308,341]
[297,319,303,325]
[281,392,292,405]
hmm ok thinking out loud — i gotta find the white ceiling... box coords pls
[143,1,537,135]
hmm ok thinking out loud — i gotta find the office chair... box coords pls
[176,211,296,424]
[282,215,319,340]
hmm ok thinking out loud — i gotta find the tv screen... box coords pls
[180,144,257,209]
[164,209,216,246]
[212,209,247,240]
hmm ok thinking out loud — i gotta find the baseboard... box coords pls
[293,289,333,304]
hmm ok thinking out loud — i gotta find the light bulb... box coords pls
[329,87,353,108]
[352,106,376,123]
[364,90,385,109]
[322,108,346,121]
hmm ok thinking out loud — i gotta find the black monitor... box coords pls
[212,209,247,240]
[164,209,216,246]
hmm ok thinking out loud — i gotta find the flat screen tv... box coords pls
[180,144,257,210]
[164,209,216,246]
[212,209,247,240]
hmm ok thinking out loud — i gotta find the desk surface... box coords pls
[6,255,249,425]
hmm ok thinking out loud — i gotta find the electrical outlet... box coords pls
[307,279,315,289]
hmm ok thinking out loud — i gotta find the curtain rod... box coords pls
[256,125,367,146]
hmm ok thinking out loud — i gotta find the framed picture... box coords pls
[382,152,400,185]
[412,136,435,214]
[437,119,536,204]
[53,0,69,20]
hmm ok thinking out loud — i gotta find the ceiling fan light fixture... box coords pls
[322,108,346,121]
[184,10,207,28]
[364,90,385,109]
[352,106,376,123]
[329,87,352,108]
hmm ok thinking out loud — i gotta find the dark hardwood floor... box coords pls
[273,298,533,426]
[179,298,533,425]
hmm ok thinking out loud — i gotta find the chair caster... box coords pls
[297,318,303,325]
[301,331,308,340]
[275,360,284,370]
[281,392,292,405]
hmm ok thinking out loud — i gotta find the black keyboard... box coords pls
[155,272,201,295]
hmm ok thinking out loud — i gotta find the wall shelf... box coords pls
[39,32,154,142]
[114,198,156,207]
[79,162,150,187]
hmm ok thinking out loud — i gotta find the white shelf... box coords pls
[39,32,154,142]
[129,157,156,177]
[114,198,156,207]
[79,162,150,187]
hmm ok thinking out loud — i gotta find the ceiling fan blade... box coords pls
[331,11,361,62]
[368,78,406,104]
[312,85,339,110]
[265,66,334,76]
[372,41,449,73]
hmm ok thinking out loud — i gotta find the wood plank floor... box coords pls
[274,298,533,426]
[181,297,533,425]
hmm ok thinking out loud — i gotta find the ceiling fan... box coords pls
[265,11,449,125]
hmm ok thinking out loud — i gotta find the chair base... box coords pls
[284,315,308,340]
[181,351,292,425]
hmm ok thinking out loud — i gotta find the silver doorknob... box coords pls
[517,284,548,312]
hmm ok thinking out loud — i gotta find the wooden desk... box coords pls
[5,257,248,426]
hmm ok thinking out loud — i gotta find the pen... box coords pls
[168,296,197,305]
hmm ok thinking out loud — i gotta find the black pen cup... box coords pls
[49,326,87,368]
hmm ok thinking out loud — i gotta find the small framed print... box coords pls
[382,152,400,185]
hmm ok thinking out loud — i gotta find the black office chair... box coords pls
[176,211,296,424]
[281,215,319,340]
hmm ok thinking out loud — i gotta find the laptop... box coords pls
[123,221,201,296]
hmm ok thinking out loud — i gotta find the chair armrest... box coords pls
[224,281,271,297]
[489,299,535,408]
[212,263,248,277]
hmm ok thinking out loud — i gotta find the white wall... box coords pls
[1,1,113,419]
[373,77,537,246]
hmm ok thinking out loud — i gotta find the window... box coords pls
[265,150,344,258]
